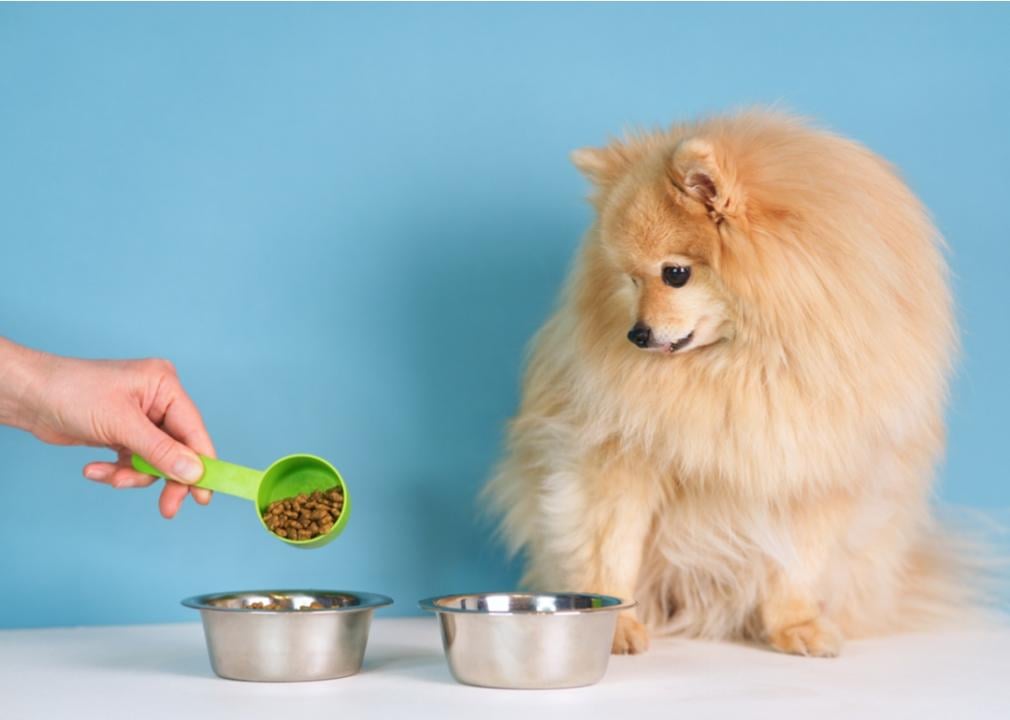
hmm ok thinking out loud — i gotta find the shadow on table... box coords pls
[361,643,456,686]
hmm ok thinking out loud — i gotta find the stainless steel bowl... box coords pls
[182,589,393,682]
[419,592,634,689]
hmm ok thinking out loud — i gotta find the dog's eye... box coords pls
[662,265,691,288]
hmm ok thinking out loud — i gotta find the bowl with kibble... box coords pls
[183,590,393,682]
[132,452,350,548]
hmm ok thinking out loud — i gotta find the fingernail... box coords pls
[173,454,204,484]
[85,467,109,481]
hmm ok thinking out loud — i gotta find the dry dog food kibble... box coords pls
[247,600,326,611]
[263,487,344,541]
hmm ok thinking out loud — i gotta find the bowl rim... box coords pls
[181,589,394,614]
[417,591,636,615]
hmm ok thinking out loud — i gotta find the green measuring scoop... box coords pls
[131,453,350,549]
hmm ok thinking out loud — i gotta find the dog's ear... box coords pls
[670,138,741,222]
[571,141,637,187]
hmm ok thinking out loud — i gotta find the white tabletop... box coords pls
[1,617,1007,719]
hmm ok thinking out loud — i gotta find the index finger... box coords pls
[160,376,216,460]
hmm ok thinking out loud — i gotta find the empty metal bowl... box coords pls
[182,589,392,682]
[419,592,634,689]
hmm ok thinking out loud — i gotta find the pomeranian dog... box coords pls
[485,110,978,657]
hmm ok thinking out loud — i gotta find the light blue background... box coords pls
[1,4,1007,629]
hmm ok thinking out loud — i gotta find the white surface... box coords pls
[1,617,1007,719]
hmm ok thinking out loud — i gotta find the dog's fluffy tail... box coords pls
[894,510,1007,633]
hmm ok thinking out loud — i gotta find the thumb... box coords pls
[121,409,205,484]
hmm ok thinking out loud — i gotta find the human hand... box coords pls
[1,340,214,518]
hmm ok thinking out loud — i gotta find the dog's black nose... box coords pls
[627,323,652,348]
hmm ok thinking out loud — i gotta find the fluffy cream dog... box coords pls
[485,110,976,657]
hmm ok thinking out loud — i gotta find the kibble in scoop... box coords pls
[262,487,344,541]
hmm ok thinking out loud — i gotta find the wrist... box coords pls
[0,338,54,432]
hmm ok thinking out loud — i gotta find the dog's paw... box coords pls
[612,614,650,655]
[768,617,842,658]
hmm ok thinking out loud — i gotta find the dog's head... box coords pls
[573,133,742,356]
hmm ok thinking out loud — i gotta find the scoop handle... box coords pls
[131,454,261,502]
